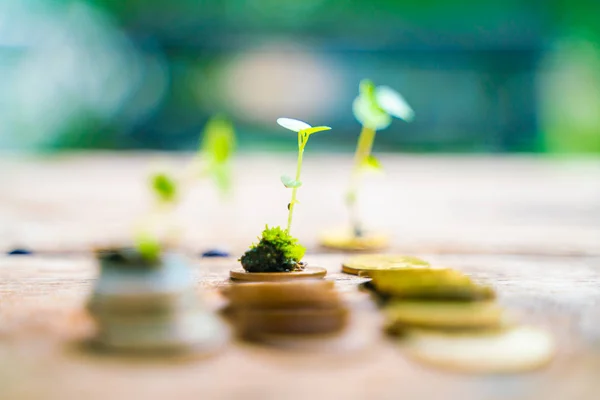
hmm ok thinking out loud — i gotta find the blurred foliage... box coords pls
[1,0,600,153]
[151,172,178,204]
[199,115,236,196]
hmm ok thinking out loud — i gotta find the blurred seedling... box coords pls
[348,79,414,236]
[133,115,236,262]
[196,115,236,198]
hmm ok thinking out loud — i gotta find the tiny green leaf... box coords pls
[353,79,414,130]
[345,191,357,205]
[199,115,236,196]
[151,172,178,203]
[280,175,302,189]
[360,155,383,172]
[376,86,414,122]
[135,232,161,262]
[277,118,312,132]
[353,95,392,130]
[359,79,377,99]
[211,164,232,195]
[303,126,332,135]
[201,116,236,163]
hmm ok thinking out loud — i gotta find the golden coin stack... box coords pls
[345,255,555,373]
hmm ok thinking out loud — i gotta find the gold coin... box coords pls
[385,300,506,331]
[342,254,430,275]
[319,229,389,251]
[229,266,327,282]
[404,326,555,373]
[370,268,496,302]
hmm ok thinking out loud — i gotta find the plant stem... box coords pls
[286,139,304,233]
[347,126,376,236]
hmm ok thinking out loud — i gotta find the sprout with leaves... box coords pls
[277,118,331,233]
[240,118,331,273]
[129,115,236,264]
[129,170,180,264]
[347,79,414,236]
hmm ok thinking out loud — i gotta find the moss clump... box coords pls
[240,226,306,273]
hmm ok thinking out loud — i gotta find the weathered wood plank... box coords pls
[1,254,599,399]
[1,154,599,255]
[1,154,600,399]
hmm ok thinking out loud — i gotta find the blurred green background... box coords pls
[1,0,600,153]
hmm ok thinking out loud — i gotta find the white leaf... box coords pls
[376,86,414,122]
[280,175,302,188]
[276,118,312,132]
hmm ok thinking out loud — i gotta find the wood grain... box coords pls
[1,154,600,399]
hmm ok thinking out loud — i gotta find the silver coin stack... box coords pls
[87,253,228,354]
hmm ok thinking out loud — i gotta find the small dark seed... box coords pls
[7,248,33,256]
[201,249,230,258]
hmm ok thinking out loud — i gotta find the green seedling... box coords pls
[347,79,414,236]
[133,169,181,263]
[132,115,236,263]
[278,117,331,233]
[240,118,331,272]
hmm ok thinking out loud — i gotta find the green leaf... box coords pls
[360,155,384,172]
[287,198,301,210]
[210,163,232,196]
[277,117,312,132]
[134,232,161,262]
[376,86,414,122]
[353,79,392,130]
[353,95,392,130]
[151,172,178,203]
[201,115,236,164]
[359,79,377,100]
[353,79,415,129]
[199,115,236,196]
[280,175,302,188]
[345,191,357,205]
[303,126,331,135]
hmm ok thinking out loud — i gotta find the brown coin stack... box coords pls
[225,280,349,341]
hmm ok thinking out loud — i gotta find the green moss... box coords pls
[240,226,306,273]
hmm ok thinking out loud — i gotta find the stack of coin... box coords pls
[225,280,349,341]
[367,268,501,332]
[87,253,228,355]
[354,256,555,373]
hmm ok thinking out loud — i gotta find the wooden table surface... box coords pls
[1,153,600,399]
